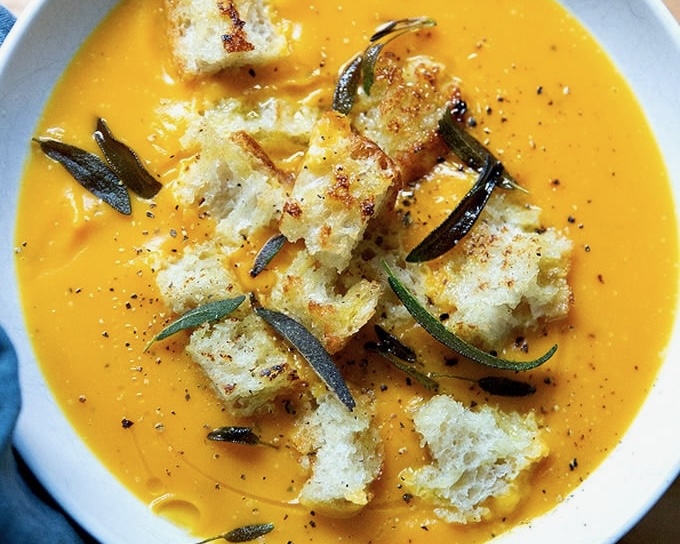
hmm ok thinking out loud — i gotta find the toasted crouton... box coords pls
[165,0,289,77]
[177,96,321,155]
[293,391,383,516]
[269,248,382,354]
[399,395,548,524]
[188,310,300,416]
[154,241,239,315]
[421,164,573,349]
[350,53,457,183]
[170,129,290,251]
[280,111,400,272]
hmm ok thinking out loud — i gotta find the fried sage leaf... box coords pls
[333,17,436,112]
[332,53,363,115]
[406,157,501,262]
[224,523,275,543]
[477,376,536,397]
[369,16,436,42]
[144,295,246,351]
[370,345,440,392]
[33,137,131,215]
[384,263,557,371]
[373,324,416,363]
[94,117,162,198]
[438,105,523,191]
[250,233,287,277]
[432,372,537,397]
[193,523,275,544]
[252,296,356,411]
[207,426,261,445]
[363,17,436,95]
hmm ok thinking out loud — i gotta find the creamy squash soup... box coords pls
[14,0,677,542]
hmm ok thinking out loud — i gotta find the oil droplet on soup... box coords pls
[15,0,677,542]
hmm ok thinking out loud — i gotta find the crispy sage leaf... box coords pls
[193,523,275,544]
[207,426,262,446]
[361,42,384,95]
[144,295,246,351]
[384,263,557,371]
[224,523,275,543]
[94,117,162,198]
[252,296,356,411]
[332,53,363,115]
[433,372,537,397]
[373,324,416,363]
[369,16,436,43]
[477,376,536,397]
[406,157,501,262]
[33,137,131,215]
[363,17,436,95]
[438,105,523,191]
[250,233,287,277]
[370,344,440,392]
[333,17,436,111]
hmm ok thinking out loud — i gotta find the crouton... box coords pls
[399,395,548,524]
[269,248,382,354]
[188,310,300,416]
[350,53,456,183]
[420,164,572,349]
[165,0,289,77]
[180,96,321,152]
[293,391,383,516]
[169,129,289,251]
[154,240,239,315]
[280,111,400,272]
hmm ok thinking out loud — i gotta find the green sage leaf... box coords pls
[33,137,131,215]
[406,157,501,262]
[144,295,246,351]
[94,117,162,199]
[252,296,356,411]
[250,233,287,277]
[438,105,523,191]
[384,263,557,371]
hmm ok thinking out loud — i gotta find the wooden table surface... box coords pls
[2,1,679,543]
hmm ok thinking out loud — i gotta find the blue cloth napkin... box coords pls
[1,7,91,543]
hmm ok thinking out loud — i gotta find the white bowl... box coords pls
[1,1,678,542]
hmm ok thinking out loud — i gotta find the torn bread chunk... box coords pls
[154,240,239,315]
[293,391,383,516]
[280,111,400,272]
[269,248,381,354]
[399,395,548,524]
[421,165,572,349]
[350,53,457,183]
[179,96,321,153]
[188,310,300,416]
[170,130,290,251]
[165,0,289,77]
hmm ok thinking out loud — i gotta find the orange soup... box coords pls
[14,0,677,542]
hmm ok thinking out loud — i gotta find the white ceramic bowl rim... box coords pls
[0,1,679,543]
